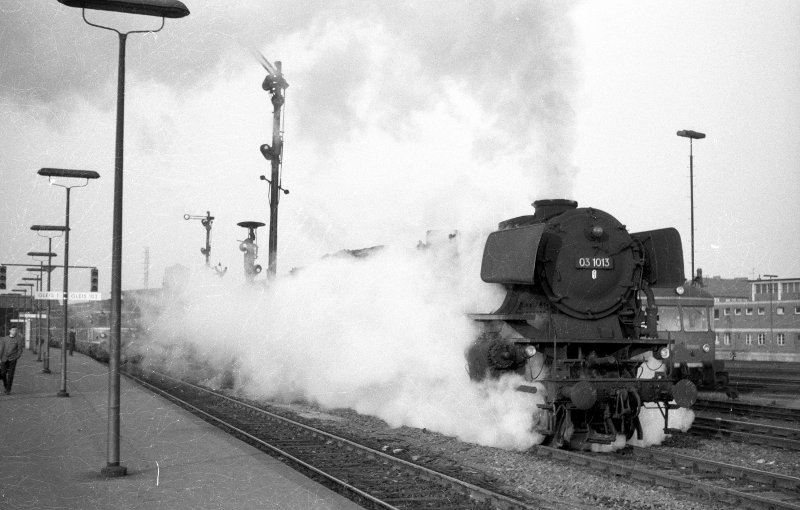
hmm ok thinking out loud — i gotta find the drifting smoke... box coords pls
[139,232,546,451]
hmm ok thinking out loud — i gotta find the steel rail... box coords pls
[691,416,800,451]
[695,398,800,422]
[532,445,800,509]
[125,370,401,510]
[124,367,570,510]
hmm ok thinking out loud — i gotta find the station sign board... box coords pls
[35,291,102,301]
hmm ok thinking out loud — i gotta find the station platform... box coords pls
[0,349,363,510]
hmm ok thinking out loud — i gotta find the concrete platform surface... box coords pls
[0,349,363,510]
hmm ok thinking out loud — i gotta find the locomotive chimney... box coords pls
[531,199,578,221]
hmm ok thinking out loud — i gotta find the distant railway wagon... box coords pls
[652,283,732,394]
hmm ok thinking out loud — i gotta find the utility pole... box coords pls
[765,274,778,344]
[143,247,150,289]
[677,129,706,281]
[256,55,289,279]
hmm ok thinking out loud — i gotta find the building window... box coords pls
[783,282,800,293]
[724,308,730,316]
[734,308,742,316]
[758,333,766,345]
[723,333,731,345]
[715,333,720,345]
[758,307,765,315]
[777,307,784,315]
[795,306,800,315]
[746,308,753,315]
[777,333,785,346]
[714,309,720,319]
[745,333,753,345]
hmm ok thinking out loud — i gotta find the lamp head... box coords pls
[38,168,100,179]
[676,130,706,140]
[57,0,189,18]
[31,225,68,232]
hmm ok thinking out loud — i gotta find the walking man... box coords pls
[1,326,25,394]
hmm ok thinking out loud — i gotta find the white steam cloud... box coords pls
[140,233,545,451]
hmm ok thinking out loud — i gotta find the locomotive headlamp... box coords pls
[702,344,711,353]
[659,347,671,359]
[675,286,685,295]
[590,225,604,238]
[523,345,537,358]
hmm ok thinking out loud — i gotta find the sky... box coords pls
[1,0,798,292]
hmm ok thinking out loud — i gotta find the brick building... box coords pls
[705,275,800,362]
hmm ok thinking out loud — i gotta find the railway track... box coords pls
[692,398,800,450]
[695,398,800,422]
[123,367,583,510]
[533,444,800,509]
[725,361,800,395]
[690,416,800,451]
[123,364,800,510]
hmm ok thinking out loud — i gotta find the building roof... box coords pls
[702,276,750,299]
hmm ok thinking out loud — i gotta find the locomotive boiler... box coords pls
[468,199,697,449]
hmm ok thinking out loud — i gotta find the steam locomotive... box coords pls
[467,199,699,449]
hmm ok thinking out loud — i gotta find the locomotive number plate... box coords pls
[575,257,614,269]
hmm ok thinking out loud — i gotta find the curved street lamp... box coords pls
[21,275,42,357]
[27,252,55,362]
[676,129,706,281]
[31,225,66,374]
[38,168,99,399]
[57,0,189,479]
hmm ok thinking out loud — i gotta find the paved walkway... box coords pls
[0,349,363,510]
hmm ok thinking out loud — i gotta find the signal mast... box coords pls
[255,52,289,279]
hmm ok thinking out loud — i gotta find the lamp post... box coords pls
[31,225,65,374]
[38,168,99,398]
[28,251,56,361]
[18,284,35,343]
[765,274,778,344]
[10,291,24,323]
[676,129,706,281]
[21,275,42,356]
[57,0,189,479]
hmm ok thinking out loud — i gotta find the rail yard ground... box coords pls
[3,350,799,510]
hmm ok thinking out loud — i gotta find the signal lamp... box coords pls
[90,268,99,293]
[675,286,685,295]
[702,344,711,353]
[523,345,537,358]
[659,347,671,359]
